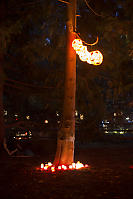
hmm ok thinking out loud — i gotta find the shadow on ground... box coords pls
[1,142,133,199]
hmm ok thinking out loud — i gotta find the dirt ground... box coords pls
[1,142,133,199]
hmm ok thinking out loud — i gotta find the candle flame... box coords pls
[40,161,89,172]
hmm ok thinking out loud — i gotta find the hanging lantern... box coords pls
[72,38,103,65]
[72,39,83,51]
[78,46,89,62]
[88,50,103,65]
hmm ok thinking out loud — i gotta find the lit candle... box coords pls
[41,163,44,169]
[58,166,61,170]
[69,165,73,169]
[51,167,55,172]
[48,162,52,167]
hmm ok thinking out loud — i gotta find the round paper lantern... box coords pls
[72,39,103,65]
[88,50,103,65]
[79,48,90,62]
[72,39,83,51]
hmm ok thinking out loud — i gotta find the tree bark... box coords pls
[54,0,76,166]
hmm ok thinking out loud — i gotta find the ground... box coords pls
[1,142,133,199]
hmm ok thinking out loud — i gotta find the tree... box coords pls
[54,0,76,166]
[1,0,133,160]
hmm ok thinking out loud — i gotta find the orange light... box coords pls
[72,39,83,51]
[85,164,89,168]
[72,39,103,65]
[88,50,103,65]
[40,161,89,172]
[51,167,55,172]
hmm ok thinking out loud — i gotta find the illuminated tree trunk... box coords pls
[54,0,76,166]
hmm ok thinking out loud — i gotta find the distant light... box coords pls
[26,115,30,120]
[114,113,117,116]
[103,124,107,128]
[120,131,124,134]
[115,11,119,17]
[80,114,84,120]
[44,37,51,46]
[4,110,7,116]
[57,121,60,124]
[75,110,78,116]
[44,120,48,124]
[56,111,59,116]
[126,117,129,120]
[15,114,18,117]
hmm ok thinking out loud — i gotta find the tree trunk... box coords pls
[54,0,77,166]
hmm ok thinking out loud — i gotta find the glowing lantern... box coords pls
[78,46,88,62]
[72,39,83,51]
[72,38,103,65]
[88,50,103,65]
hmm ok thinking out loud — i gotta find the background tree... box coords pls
[1,0,133,157]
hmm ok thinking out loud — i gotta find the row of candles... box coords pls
[40,161,89,172]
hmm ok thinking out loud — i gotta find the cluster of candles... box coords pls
[72,39,103,65]
[40,161,89,172]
